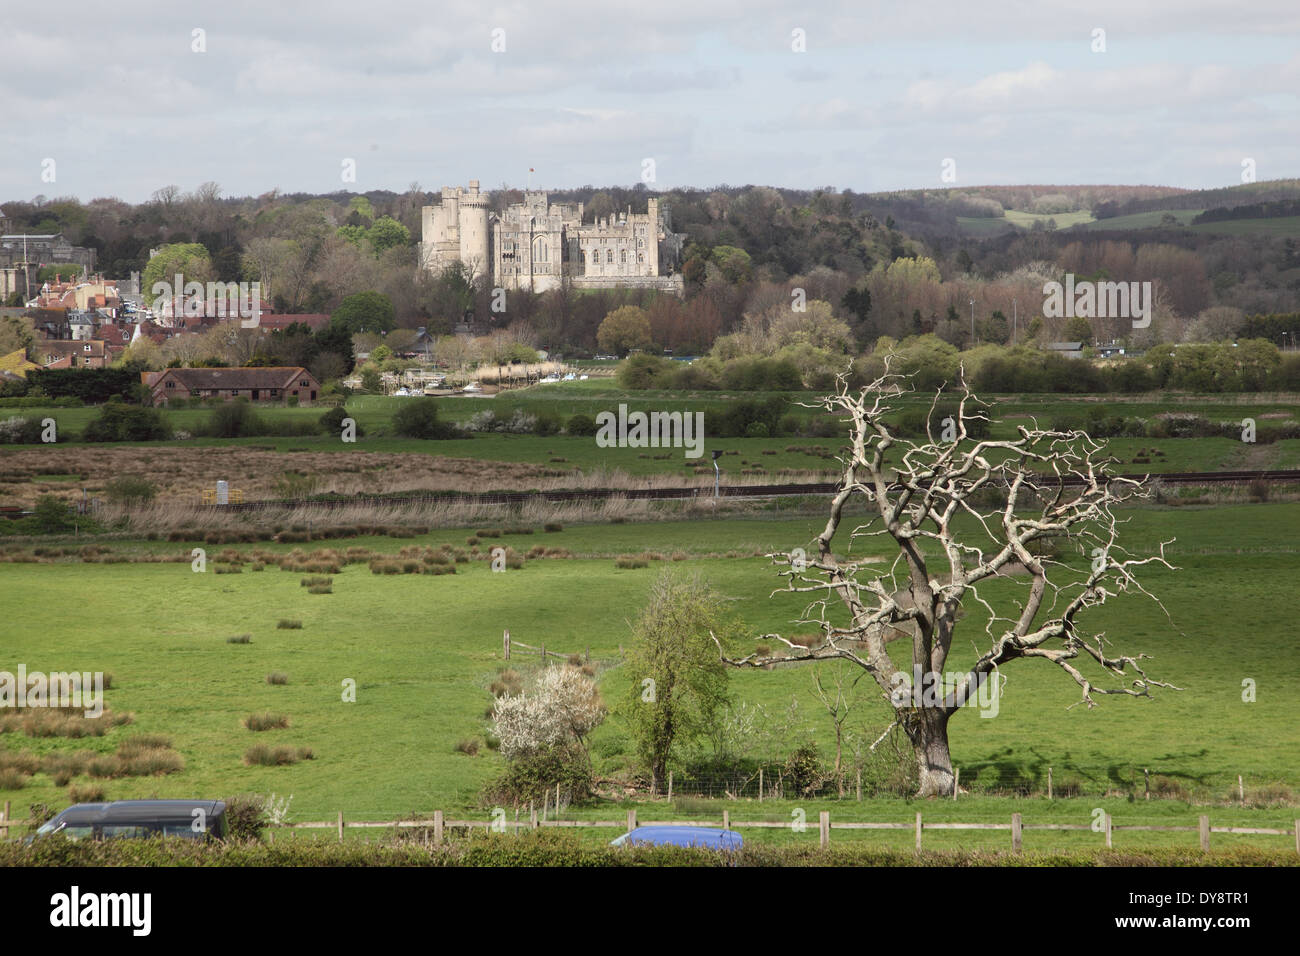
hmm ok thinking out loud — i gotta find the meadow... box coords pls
[1,501,1297,850]
[4,388,1299,508]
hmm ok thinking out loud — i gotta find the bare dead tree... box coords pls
[713,362,1180,797]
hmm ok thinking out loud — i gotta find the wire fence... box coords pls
[661,766,1298,804]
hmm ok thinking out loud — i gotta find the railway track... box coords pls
[213,469,1300,513]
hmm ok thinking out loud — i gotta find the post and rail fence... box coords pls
[3,799,1296,855]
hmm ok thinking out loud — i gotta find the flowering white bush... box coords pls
[492,665,605,760]
[460,409,538,434]
[0,416,33,444]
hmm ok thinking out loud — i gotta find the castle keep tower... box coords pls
[420,180,489,280]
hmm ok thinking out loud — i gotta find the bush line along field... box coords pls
[1,503,1297,846]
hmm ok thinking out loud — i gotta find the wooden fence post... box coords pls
[542,788,549,822]
[759,768,764,803]
[667,771,673,802]
[433,810,444,846]
[1238,775,1245,803]
[627,809,637,833]
[819,811,830,849]
[1199,815,1210,851]
[0,800,8,840]
[503,629,510,660]
[1011,812,1022,853]
[530,808,538,829]
[1144,768,1150,800]
[1294,820,1299,857]
[1104,813,1113,849]
[337,811,343,843]
[915,812,922,852]
[856,768,861,802]
[1047,767,1053,800]
[723,810,730,830]
[953,768,959,800]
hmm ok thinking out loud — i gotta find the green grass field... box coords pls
[2,502,1297,845]
[7,389,1298,484]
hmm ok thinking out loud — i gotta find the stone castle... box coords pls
[421,181,685,295]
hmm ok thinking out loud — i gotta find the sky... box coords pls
[2,0,1298,204]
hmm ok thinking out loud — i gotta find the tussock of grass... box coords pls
[277,620,303,630]
[266,672,289,685]
[244,744,314,766]
[117,734,173,757]
[68,783,105,803]
[244,712,290,732]
[227,633,252,644]
[0,767,27,789]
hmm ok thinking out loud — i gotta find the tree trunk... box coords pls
[909,708,955,797]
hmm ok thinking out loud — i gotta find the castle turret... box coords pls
[459,180,490,280]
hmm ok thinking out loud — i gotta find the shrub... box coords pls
[544,522,564,532]
[277,620,302,630]
[32,495,74,534]
[0,416,44,444]
[82,401,170,442]
[784,743,825,796]
[103,475,157,505]
[266,672,289,685]
[223,793,267,840]
[392,398,457,439]
[204,400,261,438]
[566,414,598,436]
[226,634,252,644]
[455,738,481,757]
[319,405,361,436]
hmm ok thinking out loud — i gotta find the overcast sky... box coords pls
[3,1,1298,203]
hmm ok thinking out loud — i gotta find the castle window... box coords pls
[620,249,627,264]
[606,249,614,264]
[638,252,645,263]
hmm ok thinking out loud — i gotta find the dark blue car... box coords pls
[610,826,742,850]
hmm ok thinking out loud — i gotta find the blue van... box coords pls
[610,826,742,850]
